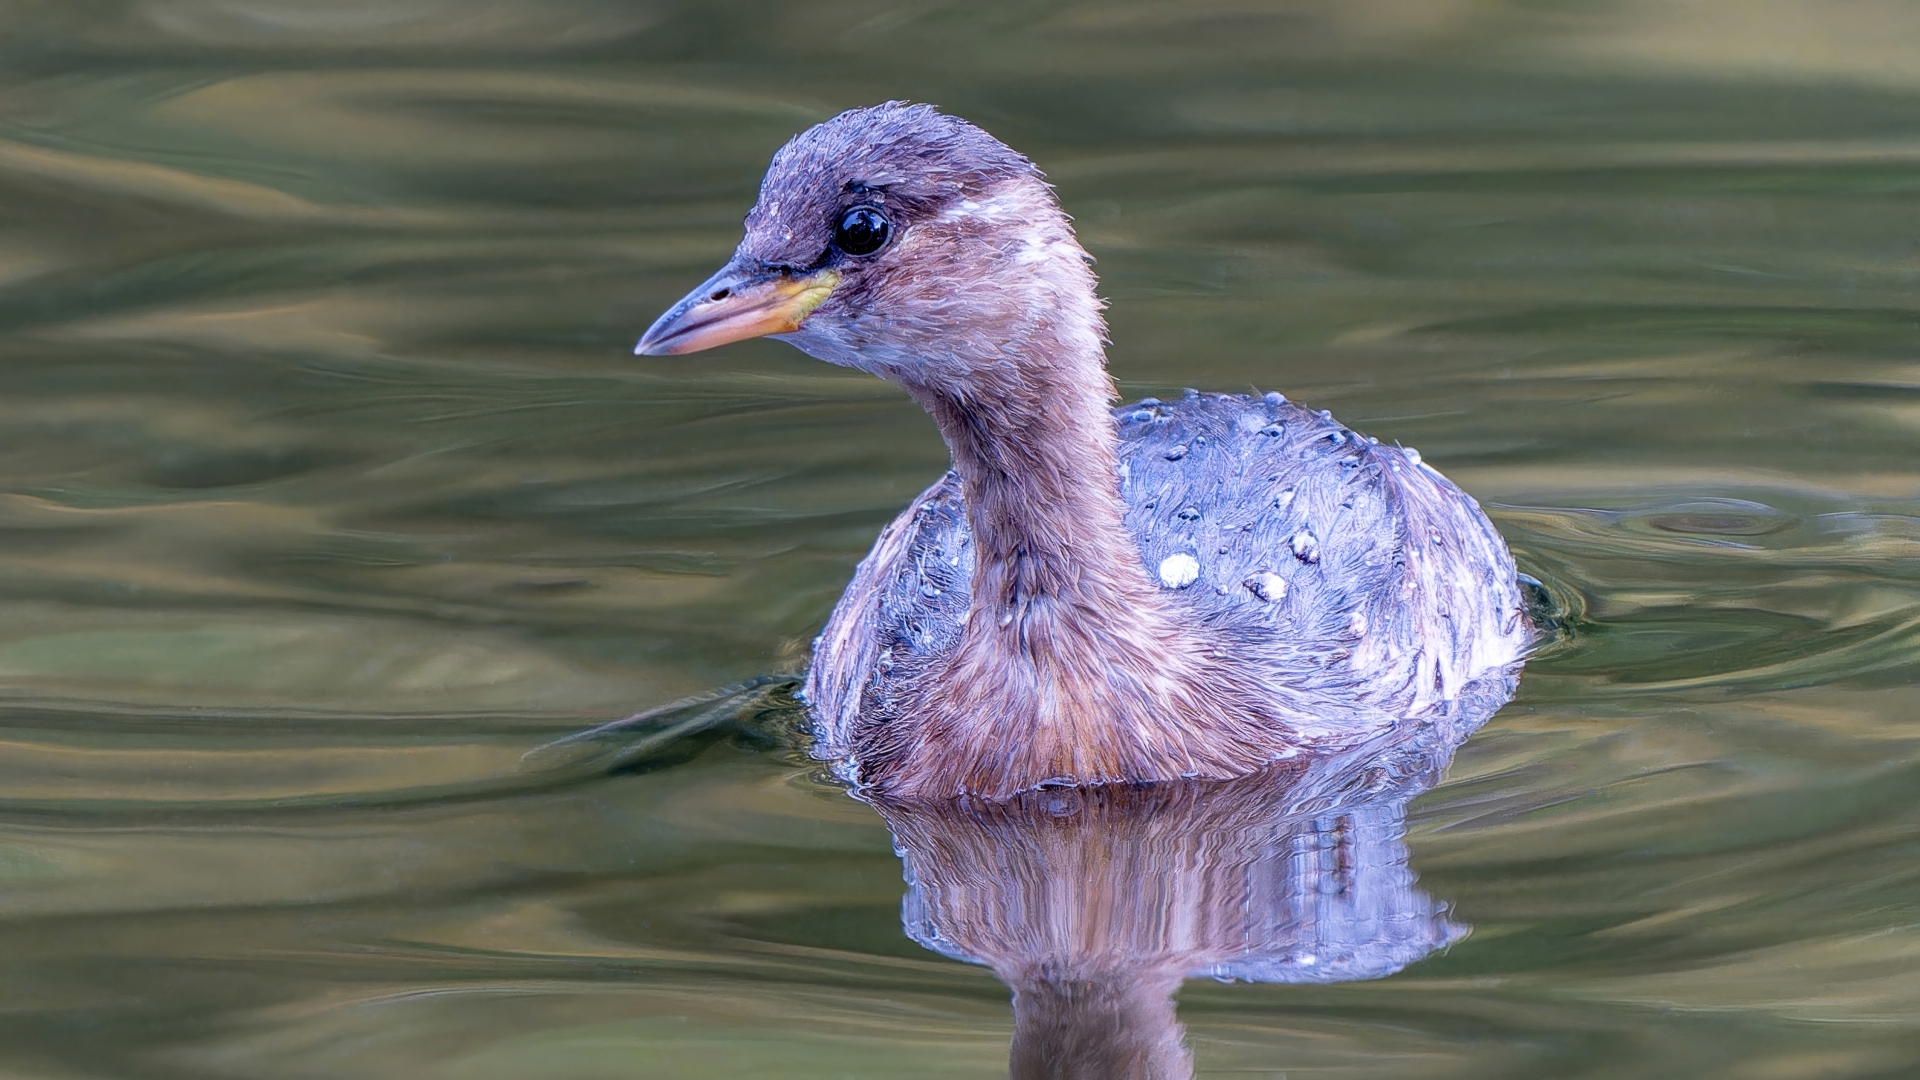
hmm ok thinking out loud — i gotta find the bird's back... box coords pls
[806,391,1530,765]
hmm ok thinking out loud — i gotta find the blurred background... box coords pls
[3,2,1920,1077]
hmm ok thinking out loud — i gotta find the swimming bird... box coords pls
[636,102,1530,800]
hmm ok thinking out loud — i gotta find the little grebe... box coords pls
[637,103,1530,800]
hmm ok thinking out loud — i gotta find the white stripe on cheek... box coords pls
[938,192,1027,224]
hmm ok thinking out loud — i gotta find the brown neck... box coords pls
[906,347,1154,628]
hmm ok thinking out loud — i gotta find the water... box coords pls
[4,2,1920,1076]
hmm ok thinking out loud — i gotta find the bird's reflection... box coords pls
[866,734,1467,1080]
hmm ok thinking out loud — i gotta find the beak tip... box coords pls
[633,328,676,356]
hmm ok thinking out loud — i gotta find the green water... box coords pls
[5,2,1920,1076]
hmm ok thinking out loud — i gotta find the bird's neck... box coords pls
[906,337,1152,627]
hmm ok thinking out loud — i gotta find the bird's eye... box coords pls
[834,206,891,256]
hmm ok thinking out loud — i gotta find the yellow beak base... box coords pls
[635,265,839,356]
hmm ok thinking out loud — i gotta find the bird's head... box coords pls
[636,102,1102,390]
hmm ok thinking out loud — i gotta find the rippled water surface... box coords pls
[6,2,1920,1076]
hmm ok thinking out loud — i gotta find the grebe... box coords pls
[637,103,1530,799]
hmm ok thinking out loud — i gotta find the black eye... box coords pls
[834,206,891,256]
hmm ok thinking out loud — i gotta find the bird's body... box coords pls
[807,391,1528,796]
[637,102,1530,800]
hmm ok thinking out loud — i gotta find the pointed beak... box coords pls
[634,260,840,356]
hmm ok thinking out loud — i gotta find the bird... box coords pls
[636,102,1531,801]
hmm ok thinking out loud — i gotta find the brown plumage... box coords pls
[638,103,1532,800]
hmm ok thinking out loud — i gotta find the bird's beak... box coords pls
[634,260,840,356]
